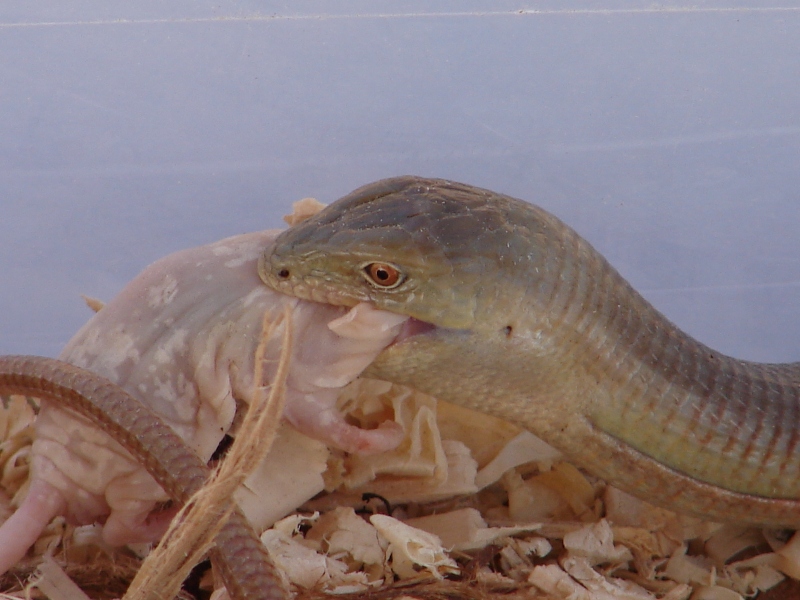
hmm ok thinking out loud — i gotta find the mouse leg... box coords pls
[284,390,404,455]
[101,505,181,546]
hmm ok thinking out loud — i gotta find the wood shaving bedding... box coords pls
[2,375,796,599]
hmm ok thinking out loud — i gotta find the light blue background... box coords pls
[2,2,799,362]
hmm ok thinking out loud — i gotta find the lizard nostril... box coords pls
[277,269,290,279]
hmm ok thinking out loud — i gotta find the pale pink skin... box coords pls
[0,230,407,574]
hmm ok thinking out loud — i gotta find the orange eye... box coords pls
[364,263,402,288]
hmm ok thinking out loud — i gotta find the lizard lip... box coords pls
[392,317,437,344]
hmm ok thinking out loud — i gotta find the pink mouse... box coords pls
[0,229,408,574]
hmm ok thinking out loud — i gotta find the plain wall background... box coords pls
[1,2,799,361]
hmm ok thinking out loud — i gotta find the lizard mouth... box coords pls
[392,316,437,344]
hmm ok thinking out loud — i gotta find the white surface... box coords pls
[1,2,799,361]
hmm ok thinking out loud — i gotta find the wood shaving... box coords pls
[282,199,327,227]
[29,557,91,600]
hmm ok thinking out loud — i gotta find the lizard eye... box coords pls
[363,263,403,288]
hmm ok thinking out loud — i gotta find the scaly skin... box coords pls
[0,355,287,600]
[259,175,800,528]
